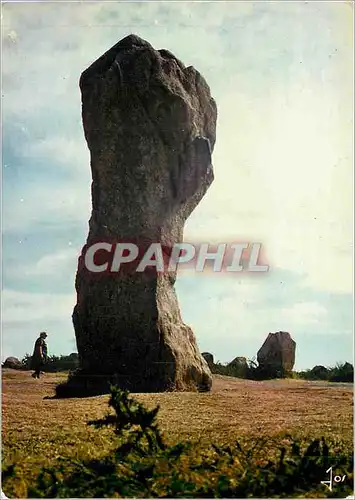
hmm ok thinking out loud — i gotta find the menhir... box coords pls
[57,35,217,396]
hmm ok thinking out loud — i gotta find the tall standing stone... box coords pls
[56,35,217,396]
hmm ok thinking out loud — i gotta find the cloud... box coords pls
[278,302,328,326]
[176,271,346,342]
[22,136,90,176]
[184,73,353,294]
[21,248,79,278]
[2,182,91,233]
[2,289,76,324]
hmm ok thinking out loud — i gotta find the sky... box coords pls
[1,1,353,370]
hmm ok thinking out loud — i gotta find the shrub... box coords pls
[212,359,354,383]
[297,363,354,383]
[329,362,354,383]
[21,353,32,369]
[297,366,330,381]
[42,355,79,373]
[2,386,353,498]
[211,358,290,380]
[18,354,79,373]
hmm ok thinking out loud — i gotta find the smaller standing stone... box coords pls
[257,331,296,377]
[227,356,247,368]
[227,356,248,377]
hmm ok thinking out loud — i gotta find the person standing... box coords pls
[31,332,48,378]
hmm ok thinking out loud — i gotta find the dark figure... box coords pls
[31,332,48,378]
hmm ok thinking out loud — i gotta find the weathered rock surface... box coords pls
[2,357,22,370]
[57,35,216,396]
[202,352,214,366]
[257,331,296,376]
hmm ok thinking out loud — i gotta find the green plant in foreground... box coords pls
[2,386,354,498]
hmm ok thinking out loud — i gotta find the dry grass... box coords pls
[2,369,353,468]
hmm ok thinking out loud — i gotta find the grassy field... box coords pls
[2,369,353,497]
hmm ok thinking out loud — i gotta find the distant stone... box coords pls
[257,331,296,377]
[310,365,328,379]
[202,352,214,365]
[227,356,248,377]
[228,356,247,368]
[3,357,22,370]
